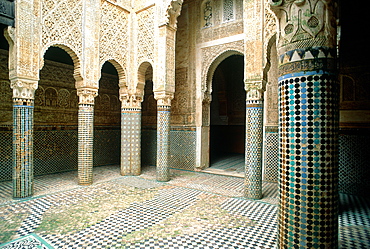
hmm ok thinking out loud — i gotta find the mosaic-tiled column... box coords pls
[154,92,173,182]
[244,82,264,199]
[77,88,98,185]
[270,1,339,248]
[120,94,143,176]
[11,79,38,198]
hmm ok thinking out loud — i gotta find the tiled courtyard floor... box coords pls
[0,165,369,248]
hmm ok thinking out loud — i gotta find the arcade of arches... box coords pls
[0,0,369,248]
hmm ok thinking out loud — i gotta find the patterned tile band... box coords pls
[277,70,339,248]
[157,106,171,182]
[78,104,94,185]
[13,103,34,198]
[244,100,263,199]
[121,108,141,176]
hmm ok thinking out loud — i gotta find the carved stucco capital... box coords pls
[154,91,174,107]
[120,89,144,109]
[202,91,212,104]
[245,80,266,101]
[77,88,98,105]
[10,78,38,100]
[269,0,337,53]
[160,0,183,29]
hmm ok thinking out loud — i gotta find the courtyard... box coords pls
[0,165,369,248]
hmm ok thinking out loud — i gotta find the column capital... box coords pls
[154,91,174,107]
[201,91,212,104]
[10,78,38,101]
[245,80,266,101]
[77,88,98,105]
[269,0,337,54]
[120,93,143,109]
[160,0,183,29]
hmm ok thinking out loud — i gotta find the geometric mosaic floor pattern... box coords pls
[0,165,369,249]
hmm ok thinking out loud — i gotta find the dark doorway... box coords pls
[210,55,245,172]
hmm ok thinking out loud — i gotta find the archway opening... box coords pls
[210,54,245,173]
[140,64,157,169]
[0,24,12,182]
[94,61,120,169]
[34,46,78,177]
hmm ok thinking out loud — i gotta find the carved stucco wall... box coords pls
[173,0,244,128]
[0,50,12,125]
[41,0,83,62]
[137,7,155,65]
[100,1,129,71]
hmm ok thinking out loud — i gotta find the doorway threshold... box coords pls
[201,168,244,178]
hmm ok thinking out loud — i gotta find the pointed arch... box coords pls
[137,61,154,94]
[100,59,127,89]
[41,44,82,82]
[205,49,244,95]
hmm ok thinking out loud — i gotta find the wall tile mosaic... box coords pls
[264,132,279,183]
[338,134,370,198]
[169,130,196,171]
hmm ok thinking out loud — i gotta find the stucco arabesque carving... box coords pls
[263,0,278,69]
[269,0,337,53]
[41,0,83,58]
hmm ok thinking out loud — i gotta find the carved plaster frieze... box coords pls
[77,88,98,105]
[10,78,38,100]
[269,0,337,54]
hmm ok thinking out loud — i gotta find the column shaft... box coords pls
[156,105,171,182]
[121,108,141,176]
[13,99,34,198]
[78,104,94,185]
[244,99,264,199]
[269,1,339,247]
[131,110,141,176]
[277,69,339,248]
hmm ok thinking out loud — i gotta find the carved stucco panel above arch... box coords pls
[99,1,129,70]
[200,39,244,95]
[41,0,83,59]
[137,7,155,63]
